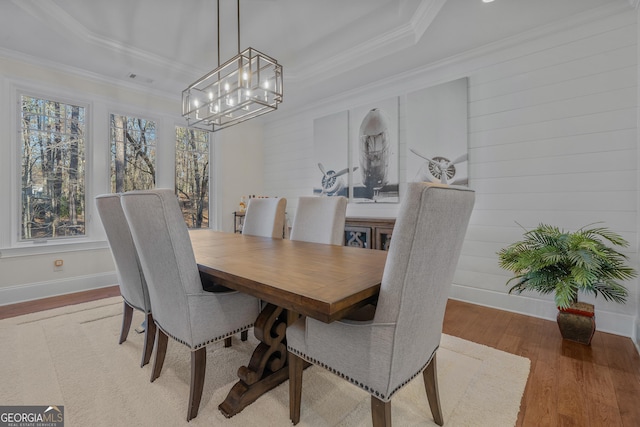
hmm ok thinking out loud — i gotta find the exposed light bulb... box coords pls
[193,99,200,119]
[242,71,249,80]
[224,82,230,92]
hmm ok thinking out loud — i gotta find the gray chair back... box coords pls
[242,197,287,238]
[290,196,347,245]
[95,193,150,313]
[120,189,203,346]
[375,182,475,395]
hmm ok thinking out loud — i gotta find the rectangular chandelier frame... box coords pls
[182,47,283,132]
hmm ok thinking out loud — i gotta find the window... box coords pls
[175,126,210,228]
[20,94,86,241]
[110,114,156,192]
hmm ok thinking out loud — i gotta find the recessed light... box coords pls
[483,0,495,3]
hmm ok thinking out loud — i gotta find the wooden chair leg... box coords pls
[119,301,134,344]
[151,329,168,382]
[371,396,391,427]
[224,337,232,347]
[423,354,443,426]
[241,330,248,341]
[187,347,207,421]
[141,312,155,367]
[289,351,304,425]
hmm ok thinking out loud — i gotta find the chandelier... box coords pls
[182,0,283,132]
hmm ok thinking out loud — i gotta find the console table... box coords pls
[344,217,395,251]
[240,212,395,250]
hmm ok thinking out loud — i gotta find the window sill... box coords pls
[0,240,110,258]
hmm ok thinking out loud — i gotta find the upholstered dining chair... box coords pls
[120,189,261,421]
[242,197,287,238]
[287,182,475,427]
[95,193,155,368]
[289,196,347,245]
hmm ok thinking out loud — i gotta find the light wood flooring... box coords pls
[1,287,639,426]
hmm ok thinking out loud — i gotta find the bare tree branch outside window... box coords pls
[20,95,86,240]
[110,114,156,193]
[175,126,209,228]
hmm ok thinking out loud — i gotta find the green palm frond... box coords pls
[497,223,636,309]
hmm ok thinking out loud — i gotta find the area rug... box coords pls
[0,297,530,426]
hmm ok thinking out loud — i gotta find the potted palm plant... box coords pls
[497,223,636,345]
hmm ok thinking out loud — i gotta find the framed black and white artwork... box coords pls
[349,97,399,203]
[407,77,469,186]
[313,111,350,196]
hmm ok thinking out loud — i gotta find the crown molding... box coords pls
[11,0,206,79]
[287,22,415,83]
[0,46,181,102]
[287,0,446,82]
[411,0,449,43]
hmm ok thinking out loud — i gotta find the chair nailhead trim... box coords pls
[156,322,254,350]
[287,346,438,402]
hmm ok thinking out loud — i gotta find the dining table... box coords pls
[188,229,388,418]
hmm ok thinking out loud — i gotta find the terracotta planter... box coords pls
[556,302,595,345]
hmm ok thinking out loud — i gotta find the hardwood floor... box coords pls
[0,286,121,320]
[443,299,640,427]
[1,288,639,426]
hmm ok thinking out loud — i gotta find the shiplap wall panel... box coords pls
[474,191,637,212]
[471,209,637,230]
[472,149,636,178]
[470,109,636,148]
[461,13,632,89]
[470,87,636,132]
[453,270,514,293]
[471,128,636,162]
[470,171,637,193]
[261,8,638,336]
[470,65,636,117]
[461,225,638,259]
[470,45,636,102]
[469,18,636,85]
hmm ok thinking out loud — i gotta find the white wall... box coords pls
[214,122,265,233]
[262,7,639,339]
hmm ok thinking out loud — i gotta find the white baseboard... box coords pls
[0,272,118,306]
[450,284,637,339]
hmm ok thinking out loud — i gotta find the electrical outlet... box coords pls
[54,259,64,272]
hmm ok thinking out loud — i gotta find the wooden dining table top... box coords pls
[189,229,388,323]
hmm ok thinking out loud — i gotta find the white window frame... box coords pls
[9,85,96,253]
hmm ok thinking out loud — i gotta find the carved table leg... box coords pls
[219,303,295,417]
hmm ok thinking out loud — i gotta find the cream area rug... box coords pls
[0,297,530,426]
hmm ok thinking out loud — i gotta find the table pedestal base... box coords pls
[219,303,294,418]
